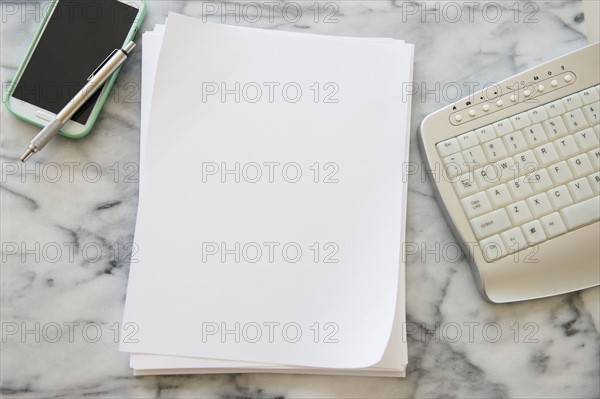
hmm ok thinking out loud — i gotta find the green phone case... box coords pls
[5,0,147,139]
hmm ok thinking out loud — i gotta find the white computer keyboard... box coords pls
[419,43,600,303]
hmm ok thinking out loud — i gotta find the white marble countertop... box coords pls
[1,1,599,398]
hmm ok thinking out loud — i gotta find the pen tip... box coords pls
[124,41,136,54]
[20,147,36,162]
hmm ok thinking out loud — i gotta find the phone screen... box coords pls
[12,0,139,124]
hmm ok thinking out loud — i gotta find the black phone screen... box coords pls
[12,0,139,125]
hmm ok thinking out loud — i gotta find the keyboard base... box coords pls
[419,132,599,303]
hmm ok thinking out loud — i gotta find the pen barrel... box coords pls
[31,118,64,149]
[57,50,129,122]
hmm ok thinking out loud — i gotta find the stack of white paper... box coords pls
[122,12,414,377]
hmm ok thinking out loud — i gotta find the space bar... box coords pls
[560,197,600,230]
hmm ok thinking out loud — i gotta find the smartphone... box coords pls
[6,0,146,139]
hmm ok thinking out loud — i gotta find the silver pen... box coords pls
[20,41,137,162]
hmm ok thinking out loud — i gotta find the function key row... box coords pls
[437,85,599,158]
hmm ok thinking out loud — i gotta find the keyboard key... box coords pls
[548,161,574,185]
[501,227,528,253]
[522,220,547,244]
[533,143,560,167]
[509,112,532,130]
[527,193,553,218]
[544,116,569,139]
[437,138,460,157]
[527,168,554,193]
[574,128,599,151]
[528,106,548,124]
[560,197,600,230]
[567,154,594,177]
[475,126,496,143]
[443,153,467,178]
[462,192,493,218]
[589,172,600,194]
[462,146,488,169]
[457,131,479,150]
[494,157,518,182]
[540,212,568,238]
[482,138,508,162]
[579,87,600,104]
[563,93,583,111]
[548,185,574,210]
[493,119,514,136]
[564,109,589,132]
[554,136,580,159]
[474,167,498,190]
[487,184,514,208]
[503,130,529,155]
[471,209,512,239]
[480,235,507,261]
[567,177,594,202]
[507,200,533,225]
[454,174,479,198]
[513,150,540,175]
[523,123,548,146]
[582,103,599,125]
[545,99,566,117]
[507,176,534,200]
[442,84,600,254]
[589,149,600,170]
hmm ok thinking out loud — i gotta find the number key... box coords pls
[462,145,488,169]
[543,116,569,139]
[582,103,599,125]
[503,131,529,155]
[483,138,508,162]
[564,109,589,132]
[523,124,548,146]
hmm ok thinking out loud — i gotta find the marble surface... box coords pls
[1,1,599,398]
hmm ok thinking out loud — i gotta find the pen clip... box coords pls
[87,49,119,81]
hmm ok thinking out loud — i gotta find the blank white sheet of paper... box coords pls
[122,12,413,370]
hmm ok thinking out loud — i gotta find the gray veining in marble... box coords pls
[1,1,599,398]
